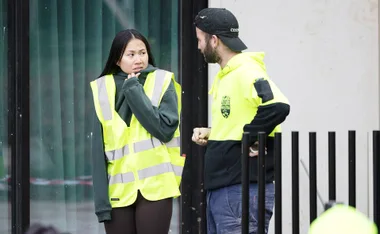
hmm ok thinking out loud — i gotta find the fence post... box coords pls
[348,130,356,207]
[309,132,317,223]
[241,132,250,234]
[373,130,380,229]
[274,132,282,234]
[258,132,266,234]
[328,132,336,201]
[292,131,299,234]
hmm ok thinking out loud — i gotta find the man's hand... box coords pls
[249,141,267,157]
[192,127,211,146]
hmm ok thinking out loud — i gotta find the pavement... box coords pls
[0,199,180,234]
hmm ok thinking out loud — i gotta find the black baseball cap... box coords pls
[194,8,247,52]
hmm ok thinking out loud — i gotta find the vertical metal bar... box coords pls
[328,132,336,201]
[241,132,250,234]
[274,132,282,234]
[179,0,208,233]
[373,131,380,229]
[292,132,299,234]
[349,130,356,207]
[258,132,266,234]
[8,0,16,232]
[8,0,30,233]
[309,132,317,223]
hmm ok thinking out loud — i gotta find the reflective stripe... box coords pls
[106,137,179,161]
[108,163,183,185]
[166,136,180,148]
[133,137,162,153]
[108,172,134,185]
[172,165,183,177]
[138,162,182,180]
[105,138,166,161]
[151,70,167,106]
[105,144,129,161]
[96,77,112,121]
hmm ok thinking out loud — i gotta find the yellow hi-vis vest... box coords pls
[208,53,288,141]
[90,69,184,208]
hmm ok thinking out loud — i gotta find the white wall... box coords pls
[207,0,379,233]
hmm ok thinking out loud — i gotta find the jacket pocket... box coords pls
[204,141,228,179]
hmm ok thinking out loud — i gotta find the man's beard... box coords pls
[203,42,220,64]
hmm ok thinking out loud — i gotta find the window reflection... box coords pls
[0,1,10,233]
[29,1,179,233]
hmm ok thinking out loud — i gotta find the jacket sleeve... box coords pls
[243,78,290,140]
[121,77,179,143]
[90,99,112,223]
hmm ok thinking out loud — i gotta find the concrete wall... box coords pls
[207,0,379,233]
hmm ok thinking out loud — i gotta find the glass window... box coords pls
[29,1,179,233]
[0,1,10,233]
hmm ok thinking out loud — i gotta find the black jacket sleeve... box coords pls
[243,103,290,139]
[243,78,290,140]
[90,100,112,223]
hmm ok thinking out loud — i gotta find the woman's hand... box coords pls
[127,73,140,80]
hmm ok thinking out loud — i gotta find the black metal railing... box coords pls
[274,132,282,234]
[328,132,336,202]
[241,130,380,234]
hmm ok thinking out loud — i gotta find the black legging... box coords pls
[104,191,173,234]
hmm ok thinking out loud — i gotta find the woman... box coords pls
[90,29,184,234]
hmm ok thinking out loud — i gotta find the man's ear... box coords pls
[211,35,219,48]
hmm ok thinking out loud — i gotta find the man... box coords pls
[192,8,290,234]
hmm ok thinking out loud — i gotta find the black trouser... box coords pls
[104,191,173,234]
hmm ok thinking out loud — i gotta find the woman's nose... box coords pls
[135,55,143,63]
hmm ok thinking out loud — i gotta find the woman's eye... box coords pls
[127,54,134,57]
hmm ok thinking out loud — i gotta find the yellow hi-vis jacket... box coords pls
[309,204,378,234]
[208,52,288,142]
[90,69,184,208]
[204,52,290,190]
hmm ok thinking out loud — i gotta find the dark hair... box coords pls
[25,224,60,234]
[204,32,212,42]
[99,29,155,77]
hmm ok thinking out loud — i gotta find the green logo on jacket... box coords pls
[221,96,230,118]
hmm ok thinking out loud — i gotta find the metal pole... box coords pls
[292,132,299,234]
[349,130,356,207]
[241,132,250,234]
[328,132,336,201]
[309,132,317,223]
[258,132,266,234]
[8,0,31,233]
[274,133,282,234]
[373,131,380,229]
[179,0,208,233]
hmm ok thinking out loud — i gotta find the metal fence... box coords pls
[241,131,380,234]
